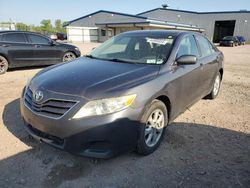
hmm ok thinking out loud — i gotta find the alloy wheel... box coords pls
[0,56,8,74]
[63,52,76,62]
[144,109,165,147]
[213,74,220,96]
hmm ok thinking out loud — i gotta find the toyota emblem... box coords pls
[33,90,43,102]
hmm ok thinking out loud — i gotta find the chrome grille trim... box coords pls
[24,87,79,119]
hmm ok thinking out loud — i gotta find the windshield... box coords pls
[89,34,175,65]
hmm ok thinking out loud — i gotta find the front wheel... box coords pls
[62,52,76,62]
[136,99,168,155]
[0,55,9,74]
[205,73,221,99]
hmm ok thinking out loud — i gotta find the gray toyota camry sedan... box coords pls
[20,30,224,158]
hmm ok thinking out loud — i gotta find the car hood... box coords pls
[31,57,160,99]
[56,42,76,49]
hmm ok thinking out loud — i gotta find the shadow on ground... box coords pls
[1,98,250,187]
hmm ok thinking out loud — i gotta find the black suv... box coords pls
[219,36,239,47]
[0,31,81,74]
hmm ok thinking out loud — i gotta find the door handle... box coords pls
[34,45,41,48]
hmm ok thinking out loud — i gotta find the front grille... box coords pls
[24,87,77,119]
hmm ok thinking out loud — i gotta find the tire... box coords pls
[136,99,168,155]
[62,52,76,62]
[0,55,9,75]
[205,72,221,100]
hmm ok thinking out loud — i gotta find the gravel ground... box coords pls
[0,43,249,188]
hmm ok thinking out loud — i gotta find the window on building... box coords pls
[101,29,106,37]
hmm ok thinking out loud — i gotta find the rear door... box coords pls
[0,32,34,67]
[26,33,62,65]
[194,35,218,95]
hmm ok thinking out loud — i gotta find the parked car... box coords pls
[20,30,224,158]
[56,32,67,40]
[235,36,246,45]
[0,31,81,74]
[49,32,67,41]
[49,33,57,40]
[219,36,239,47]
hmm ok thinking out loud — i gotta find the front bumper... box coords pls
[20,90,143,158]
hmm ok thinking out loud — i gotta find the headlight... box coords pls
[72,94,137,119]
[75,47,80,51]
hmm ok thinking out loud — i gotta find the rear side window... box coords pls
[2,33,26,43]
[195,35,213,57]
[27,34,50,44]
[177,35,199,58]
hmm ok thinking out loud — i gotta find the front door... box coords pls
[26,33,62,65]
[169,34,204,117]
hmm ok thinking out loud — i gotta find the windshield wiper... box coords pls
[106,58,138,64]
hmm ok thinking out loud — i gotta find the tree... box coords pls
[16,22,29,31]
[40,19,53,33]
[55,19,66,33]
[55,19,62,31]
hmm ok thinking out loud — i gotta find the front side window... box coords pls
[90,34,175,65]
[176,35,199,59]
[196,35,213,57]
[27,34,50,44]
[2,33,26,43]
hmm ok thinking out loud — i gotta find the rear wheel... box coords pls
[0,55,8,74]
[205,73,221,99]
[63,52,76,62]
[136,99,168,155]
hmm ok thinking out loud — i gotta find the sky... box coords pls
[1,0,250,25]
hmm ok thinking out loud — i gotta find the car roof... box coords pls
[120,30,201,37]
[0,30,46,36]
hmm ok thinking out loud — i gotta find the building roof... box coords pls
[138,8,250,16]
[96,20,204,31]
[66,9,204,31]
[65,10,149,26]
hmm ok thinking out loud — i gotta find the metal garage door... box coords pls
[67,27,98,42]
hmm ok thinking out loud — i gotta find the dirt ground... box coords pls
[0,43,249,188]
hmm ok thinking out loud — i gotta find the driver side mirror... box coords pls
[176,55,197,65]
[50,40,56,46]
